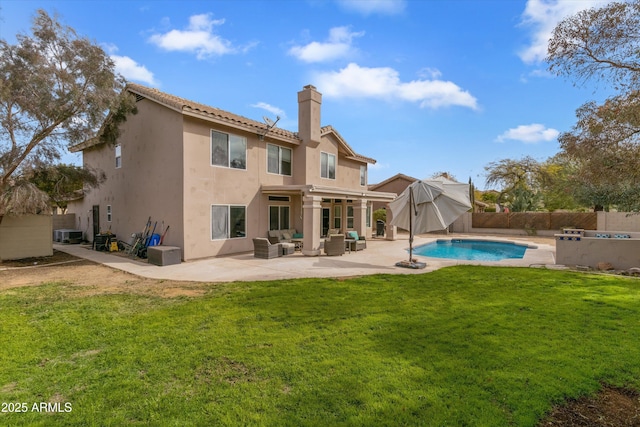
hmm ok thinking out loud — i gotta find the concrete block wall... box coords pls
[452,212,640,235]
[0,215,53,261]
[52,213,76,231]
[597,212,640,232]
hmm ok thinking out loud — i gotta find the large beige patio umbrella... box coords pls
[389,178,472,268]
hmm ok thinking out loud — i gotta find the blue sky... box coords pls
[1,0,613,189]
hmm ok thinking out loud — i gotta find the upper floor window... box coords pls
[321,152,336,179]
[211,130,246,169]
[360,165,367,186]
[115,144,122,168]
[267,144,292,176]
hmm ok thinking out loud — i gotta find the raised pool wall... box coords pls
[555,229,640,270]
[451,212,640,236]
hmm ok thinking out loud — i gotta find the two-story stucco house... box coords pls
[67,83,396,260]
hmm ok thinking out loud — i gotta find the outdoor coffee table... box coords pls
[344,238,355,253]
[291,238,303,251]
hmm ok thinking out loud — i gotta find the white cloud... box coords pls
[518,0,610,64]
[288,26,364,63]
[251,102,286,118]
[496,123,559,143]
[148,13,235,59]
[111,55,158,86]
[337,0,406,15]
[418,67,443,79]
[314,63,478,110]
[102,44,157,86]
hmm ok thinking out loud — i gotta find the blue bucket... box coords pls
[147,233,161,247]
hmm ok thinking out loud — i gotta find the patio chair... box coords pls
[347,231,367,251]
[323,234,345,256]
[253,238,282,259]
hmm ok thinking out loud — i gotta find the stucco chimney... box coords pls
[298,85,322,146]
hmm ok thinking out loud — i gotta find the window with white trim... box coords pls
[211,130,246,169]
[360,165,367,186]
[211,205,246,240]
[115,145,122,168]
[269,206,290,230]
[333,205,341,229]
[267,144,292,176]
[347,205,354,229]
[321,152,336,179]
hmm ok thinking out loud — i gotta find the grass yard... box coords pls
[1,265,639,426]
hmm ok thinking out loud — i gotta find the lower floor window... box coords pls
[212,205,246,239]
[346,205,354,229]
[269,206,290,230]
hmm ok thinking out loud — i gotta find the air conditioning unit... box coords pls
[55,229,83,244]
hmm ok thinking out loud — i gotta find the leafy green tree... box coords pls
[0,9,136,220]
[510,187,541,212]
[30,164,105,213]
[557,93,640,210]
[373,208,386,223]
[547,0,640,211]
[484,156,544,210]
[537,154,584,211]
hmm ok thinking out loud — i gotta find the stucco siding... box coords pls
[0,215,53,260]
[70,99,184,251]
[182,118,262,259]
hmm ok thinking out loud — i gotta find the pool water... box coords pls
[413,239,528,261]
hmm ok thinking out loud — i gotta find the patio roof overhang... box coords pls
[261,184,397,202]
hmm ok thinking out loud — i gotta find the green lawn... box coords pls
[1,266,639,426]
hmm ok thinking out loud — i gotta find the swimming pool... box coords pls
[413,239,530,261]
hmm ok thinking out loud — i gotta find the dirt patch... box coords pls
[540,386,640,426]
[0,250,207,298]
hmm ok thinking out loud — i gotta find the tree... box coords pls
[0,9,136,219]
[547,0,640,210]
[30,164,105,213]
[430,171,457,181]
[537,154,584,211]
[484,156,544,210]
[547,0,640,92]
[557,92,640,210]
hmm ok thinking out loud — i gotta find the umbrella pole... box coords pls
[409,187,414,263]
[395,186,425,269]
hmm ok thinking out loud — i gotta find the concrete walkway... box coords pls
[54,234,556,283]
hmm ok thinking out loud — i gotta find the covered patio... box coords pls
[261,184,397,256]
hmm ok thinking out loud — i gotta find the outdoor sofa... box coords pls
[267,229,301,244]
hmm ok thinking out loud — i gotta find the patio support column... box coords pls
[385,202,397,240]
[354,199,367,237]
[302,195,322,256]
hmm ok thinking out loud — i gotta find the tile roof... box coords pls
[72,83,378,164]
[127,83,298,142]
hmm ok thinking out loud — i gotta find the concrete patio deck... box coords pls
[54,234,556,283]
